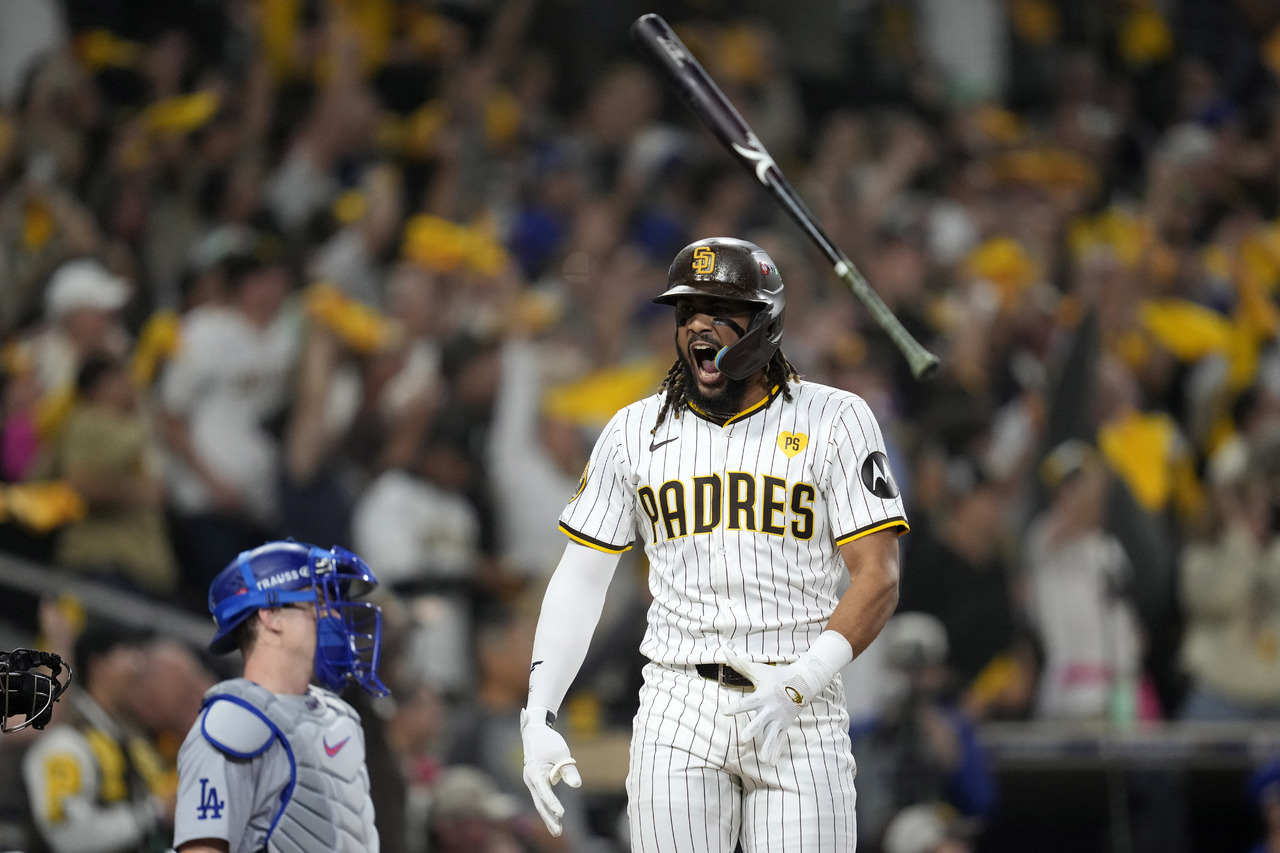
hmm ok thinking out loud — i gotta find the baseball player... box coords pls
[172,540,389,853]
[22,624,170,853]
[521,237,908,850]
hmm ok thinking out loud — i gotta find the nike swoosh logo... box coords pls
[530,660,543,674]
[324,736,351,757]
[649,436,678,452]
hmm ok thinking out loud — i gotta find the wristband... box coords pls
[801,631,854,690]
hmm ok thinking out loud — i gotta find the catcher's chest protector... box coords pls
[201,678,378,853]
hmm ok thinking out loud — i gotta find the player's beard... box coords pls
[677,348,753,418]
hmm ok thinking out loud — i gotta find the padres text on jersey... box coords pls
[560,380,907,664]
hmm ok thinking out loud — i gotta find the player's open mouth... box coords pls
[690,342,724,384]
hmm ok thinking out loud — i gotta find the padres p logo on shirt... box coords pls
[692,246,715,275]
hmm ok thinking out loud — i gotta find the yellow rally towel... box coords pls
[964,236,1040,309]
[132,311,183,389]
[74,30,142,70]
[1098,411,1193,513]
[542,360,669,430]
[143,91,220,136]
[1119,2,1173,68]
[0,482,87,534]
[1139,299,1233,362]
[304,283,402,354]
[402,215,509,276]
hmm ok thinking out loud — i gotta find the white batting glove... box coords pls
[520,706,581,836]
[722,632,853,767]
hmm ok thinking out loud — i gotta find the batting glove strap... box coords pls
[520,706,581,837]
[723,631,853,766]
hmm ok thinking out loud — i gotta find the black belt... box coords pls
[695,663,755,688]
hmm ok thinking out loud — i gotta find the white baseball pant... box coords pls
[626,660,858,851]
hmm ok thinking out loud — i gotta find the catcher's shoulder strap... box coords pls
[199,679,278,758]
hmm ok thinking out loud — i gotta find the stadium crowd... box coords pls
[0,0,1278,851]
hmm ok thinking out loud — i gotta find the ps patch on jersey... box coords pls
[860,451,899,499]
[777,431,807,457]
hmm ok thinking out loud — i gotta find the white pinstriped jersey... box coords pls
[559,379,908,666]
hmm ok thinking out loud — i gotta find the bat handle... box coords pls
[761,170,942,380]
[832,258,941,380]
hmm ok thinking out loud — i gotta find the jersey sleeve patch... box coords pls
[201,696,277,758]
[569,462,589,502]
[559,522,633,554]
[834,516,910,546]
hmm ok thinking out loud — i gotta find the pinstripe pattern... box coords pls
[627,662,858,852]
[559,378,903,850]
[560,380,907,665]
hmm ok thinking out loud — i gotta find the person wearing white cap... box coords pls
[881,802,973,853]
[23,257,133,397]
[2,258,134,481]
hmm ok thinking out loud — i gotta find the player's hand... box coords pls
[721,644,818,767]
[520,706,581,836]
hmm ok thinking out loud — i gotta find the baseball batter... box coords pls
[521,237,908,851]
[172,540,388,853]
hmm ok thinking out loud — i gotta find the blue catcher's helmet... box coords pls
[207,540,389,697]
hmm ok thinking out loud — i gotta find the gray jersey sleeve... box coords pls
[172,711,285,853]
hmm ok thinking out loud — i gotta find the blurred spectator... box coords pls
[33,353,177,596]
[349,261,446,476]
[1178,426,1280,721]
[352,438,483,697]
[850,613,997,852]
[488,333,592,583]
[880,801,976,853]
[427,765,522,853]
[445,603,596,852]
[21,622,172,853]
[430,333,506,560]
[127,638,215,768]
[897,453,1030,717]
[308,162,404,308]
[21,258,132,399]
[156,236,299,595]
[1022,439,1159,723]
[385,682,449,853]
[3,258,133,481]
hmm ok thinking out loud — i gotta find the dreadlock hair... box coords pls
[650,349,801,435]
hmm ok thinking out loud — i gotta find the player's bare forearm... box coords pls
[829,528,901,659]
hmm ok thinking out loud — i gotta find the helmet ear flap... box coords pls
[713,307,783,380]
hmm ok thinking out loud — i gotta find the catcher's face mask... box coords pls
[1,649,72,733]
[208,540,389,697]
[309,545,388,698]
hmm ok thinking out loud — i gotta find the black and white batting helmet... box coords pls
[653,237,785,380]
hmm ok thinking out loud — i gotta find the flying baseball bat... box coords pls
[630,13,941,381]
